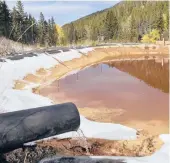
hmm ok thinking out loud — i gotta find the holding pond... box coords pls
[40,59,169,135]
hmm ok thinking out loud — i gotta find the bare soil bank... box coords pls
[1,131,163,162]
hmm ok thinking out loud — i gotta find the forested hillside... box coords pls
[0,1,169,47]
[62,1,169,44]
[0,0,57,47]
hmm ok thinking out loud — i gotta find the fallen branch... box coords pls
[44,52,71,69]
[17,23,36,42]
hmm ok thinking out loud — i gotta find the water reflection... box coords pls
[40,59,169,123]
[107,59,169,93]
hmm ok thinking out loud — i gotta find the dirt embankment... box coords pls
[2,130,163,162]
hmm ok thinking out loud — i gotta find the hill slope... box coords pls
[62,1,169,44]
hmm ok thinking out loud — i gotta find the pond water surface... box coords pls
[40,59,169,130]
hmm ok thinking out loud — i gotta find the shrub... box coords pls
[141,34,150,43]
[141,29,160,43]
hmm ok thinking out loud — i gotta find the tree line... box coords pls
[62,1,169,44]
[0,0,57,47]
[0,1,169,46]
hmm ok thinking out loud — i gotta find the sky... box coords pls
[6,1,120,26]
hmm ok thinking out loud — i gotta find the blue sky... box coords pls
[6,1,120,26]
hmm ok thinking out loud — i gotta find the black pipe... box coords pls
[0,102,80,153]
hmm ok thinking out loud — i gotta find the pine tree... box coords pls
[166,12,169,31]
[157,14,164,35]
[68,23,75,44]
[44,20,50,47]
[16,0,25,42]
[112,13,119,40]
[16,0,24,18]
[104,11,118,40]
[30,16,37,44]
[26,14,33,44]
[0,1,10,37]
[50,17,57,46]
[0,0,4,36]
[152,12,164,38]
[11,7,20,41]
[130,15,138,42]
[47,19,52,46]
[91,26,98,41]
[38,12,45,46]
[84,25,91,40]
[105,11,114,40]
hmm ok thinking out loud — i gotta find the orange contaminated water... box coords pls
[40,59,169,125]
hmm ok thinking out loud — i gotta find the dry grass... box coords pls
[0,37,35,56]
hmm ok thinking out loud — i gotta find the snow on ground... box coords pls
[0,47,169,162]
